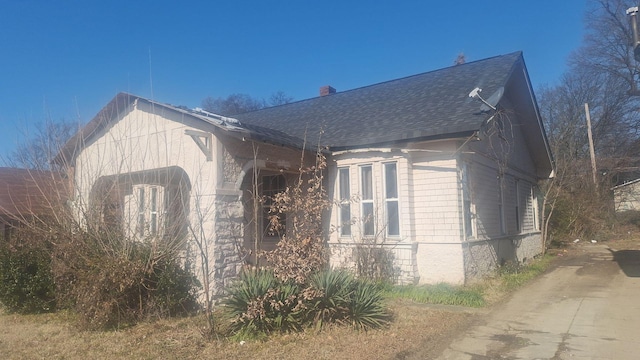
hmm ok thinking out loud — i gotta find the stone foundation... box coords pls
[463,232,542,281]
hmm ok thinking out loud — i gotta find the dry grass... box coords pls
[0,299,475,360]
[2,236,600,359]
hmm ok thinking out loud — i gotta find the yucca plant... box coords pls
[224,268,306,334]
[261,282,305,332]
[224,268,277,322]
[307,269,354,328]
[348,280,388,330]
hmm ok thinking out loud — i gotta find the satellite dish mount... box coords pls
[468,87,504,112]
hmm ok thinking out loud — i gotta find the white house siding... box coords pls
[327,150,418,284]
[410,146,466,285]
[327,142,469,285]
[461,109,543,280]
[326,122,544,286]
[72,100,250,299]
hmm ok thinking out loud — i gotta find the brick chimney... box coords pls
[319,85,336,96]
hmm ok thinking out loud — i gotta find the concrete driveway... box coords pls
[438,244,640,359]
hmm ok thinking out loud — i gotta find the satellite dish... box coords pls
[480,87,504,112]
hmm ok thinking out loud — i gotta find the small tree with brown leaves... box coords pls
[264,151,331,284]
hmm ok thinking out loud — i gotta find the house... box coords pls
[0,168,66,240]
[612,179,640,212]
[56,51,553,295]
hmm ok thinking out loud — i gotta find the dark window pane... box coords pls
[151,214,157,235]
[138,188,145,212]
[361,166,372,200]
[138,214,145,237]
[262,175,286,237]
[340,205,351,236]
[363,203,374,236]
[464,200,473,237]
[387,201,399,236]
[151,187,157,212]
[385,163,398,199]
[339,168,350,200]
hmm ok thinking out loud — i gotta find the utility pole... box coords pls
[627,7,640,61]
[584,103,598,187]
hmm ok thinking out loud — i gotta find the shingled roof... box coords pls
[55,93,307,164]
[0,168,67,218]
[234,52,527,150]
[57,51,552,178]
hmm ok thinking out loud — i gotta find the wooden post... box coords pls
[584,103,597,187]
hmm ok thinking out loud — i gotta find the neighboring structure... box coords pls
[0,168,66,240]
[57,51,553,295]
[612,179,640,212]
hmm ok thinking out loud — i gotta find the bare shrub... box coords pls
[353,244,397,283]
[264,151,331,283]
[50,228,200,329]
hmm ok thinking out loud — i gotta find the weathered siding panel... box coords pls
[410,156,461,244]
[613,180,640,212]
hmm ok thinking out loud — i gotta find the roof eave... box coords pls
[327,130,477,152]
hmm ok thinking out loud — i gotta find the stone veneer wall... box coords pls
[211,193,245,298]
[462,232,542,281]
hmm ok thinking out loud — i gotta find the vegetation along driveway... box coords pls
[438,243,640,359]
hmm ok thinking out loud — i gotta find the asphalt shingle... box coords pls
[235,52,522,150]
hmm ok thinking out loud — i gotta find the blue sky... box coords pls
[0,0,588,159]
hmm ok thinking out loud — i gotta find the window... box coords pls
[531,186,539,231]
[515,179,521,233]
[498,175,506,235]
[384,163,400,236]
[361,165,375,236]
[128,184,165,239]
[150,187,159,235]
[137,187,145,237]
[262,174,286,237]
[338,168,351,236]
[461,164,474,238]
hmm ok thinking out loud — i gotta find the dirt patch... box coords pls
[485,334,532,359]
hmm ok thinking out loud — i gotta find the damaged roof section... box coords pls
[0,168,68,219]
[54,93,307,165]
